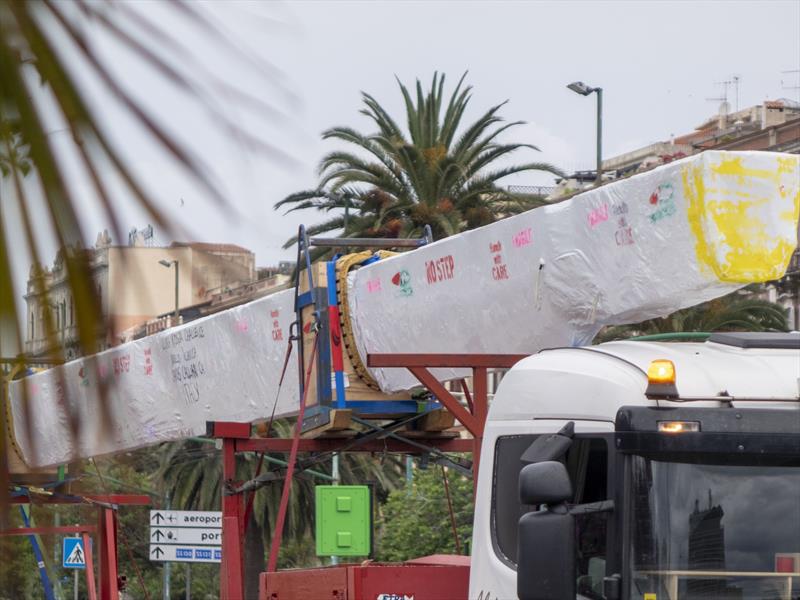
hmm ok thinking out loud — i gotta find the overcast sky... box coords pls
[3,0,800,301]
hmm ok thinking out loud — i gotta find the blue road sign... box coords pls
[62,538,86,569]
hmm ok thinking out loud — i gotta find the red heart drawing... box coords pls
[391,272,401,285]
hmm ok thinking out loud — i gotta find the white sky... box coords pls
[3,0,800,310]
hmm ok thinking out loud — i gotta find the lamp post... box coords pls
[158,259,179,326]
[567,81,603,184]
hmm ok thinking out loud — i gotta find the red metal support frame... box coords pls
[368,353,527,495]
[221,435,245,600]
[98,508,118,600]
[2,494,149,599]
[7,494,151,505]
[235,437,473,453]
[83,531,98,600]
[0,525,96,536]
[212,353,527,598]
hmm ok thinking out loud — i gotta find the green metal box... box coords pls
[315,485,371,556]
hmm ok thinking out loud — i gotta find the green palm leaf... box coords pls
[1,1,286,520]
[276,71,563,245]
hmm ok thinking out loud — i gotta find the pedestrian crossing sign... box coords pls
[63,538,86,569]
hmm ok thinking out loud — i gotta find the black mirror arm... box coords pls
[568,499,614,515]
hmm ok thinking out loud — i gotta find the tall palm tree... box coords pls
[276,72,562,244]
[597,290,789,342]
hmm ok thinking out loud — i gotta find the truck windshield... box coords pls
[629,456,800,600]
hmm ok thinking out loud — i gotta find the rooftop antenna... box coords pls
[731,75,741,113]
[706,78,732,105]
[781,69,800,103]
[706,79,732,128]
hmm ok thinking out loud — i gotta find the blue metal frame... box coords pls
[19,502,56,600]
[293,225,436,430]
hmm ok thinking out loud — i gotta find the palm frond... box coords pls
[275,71,563,246]
[1,1,287,510]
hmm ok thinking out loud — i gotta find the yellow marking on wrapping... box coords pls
[683,155,800,283]
[710,156,780,184]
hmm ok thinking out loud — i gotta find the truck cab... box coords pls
[469,332,800,600]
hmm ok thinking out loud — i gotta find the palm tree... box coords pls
[597,290,789,342]
[275,72,563,245]
[1,2,282,515]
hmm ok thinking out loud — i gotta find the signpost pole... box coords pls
[163,496,171,600]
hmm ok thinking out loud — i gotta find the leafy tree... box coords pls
[376,465,473,562]
[276,72,562,245]
[597,289,789,342]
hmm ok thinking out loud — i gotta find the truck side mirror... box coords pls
[519,460,572,506]
[520,421,574,464]
[517,461,575,600]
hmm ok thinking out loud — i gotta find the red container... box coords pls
[260,555,469,600]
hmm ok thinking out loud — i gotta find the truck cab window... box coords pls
[492,433,610,589]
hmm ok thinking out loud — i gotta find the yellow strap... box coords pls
[3,363,30,467]
[334,251,397,390]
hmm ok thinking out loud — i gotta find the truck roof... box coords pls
[490,334,800,422]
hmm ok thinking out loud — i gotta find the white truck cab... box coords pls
[469,332,800,600]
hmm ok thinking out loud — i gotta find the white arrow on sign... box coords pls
[149,510,221,528]
[149,544,221,563]
[150,527,222,545]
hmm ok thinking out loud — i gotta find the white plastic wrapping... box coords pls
[348,151,800,391]
[10,151,799,467]
[10,289,298,468]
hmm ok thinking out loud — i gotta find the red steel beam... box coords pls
[0,525,96,536]
[368,353,527,368]
[8,494,151,505]
[99,508,119,600]
[209,421,251,439]
[221,438,244,600]
[235,437,473,454]
[408,366,479,435]
[83,531,98,600]
[471,367,489,496]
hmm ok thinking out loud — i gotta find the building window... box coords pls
[30,311,34,340]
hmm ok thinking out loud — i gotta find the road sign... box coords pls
[149,544,221,563]
[149,510,222,563]
[62,538,86,569]
[150,527,222,545]
[149,510,221,528]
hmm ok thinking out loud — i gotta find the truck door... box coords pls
[491,427,620,599]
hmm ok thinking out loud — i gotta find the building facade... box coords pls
[24,232,257,359]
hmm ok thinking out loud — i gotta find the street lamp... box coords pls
[567,81,603,184]
[158,259,179,325]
